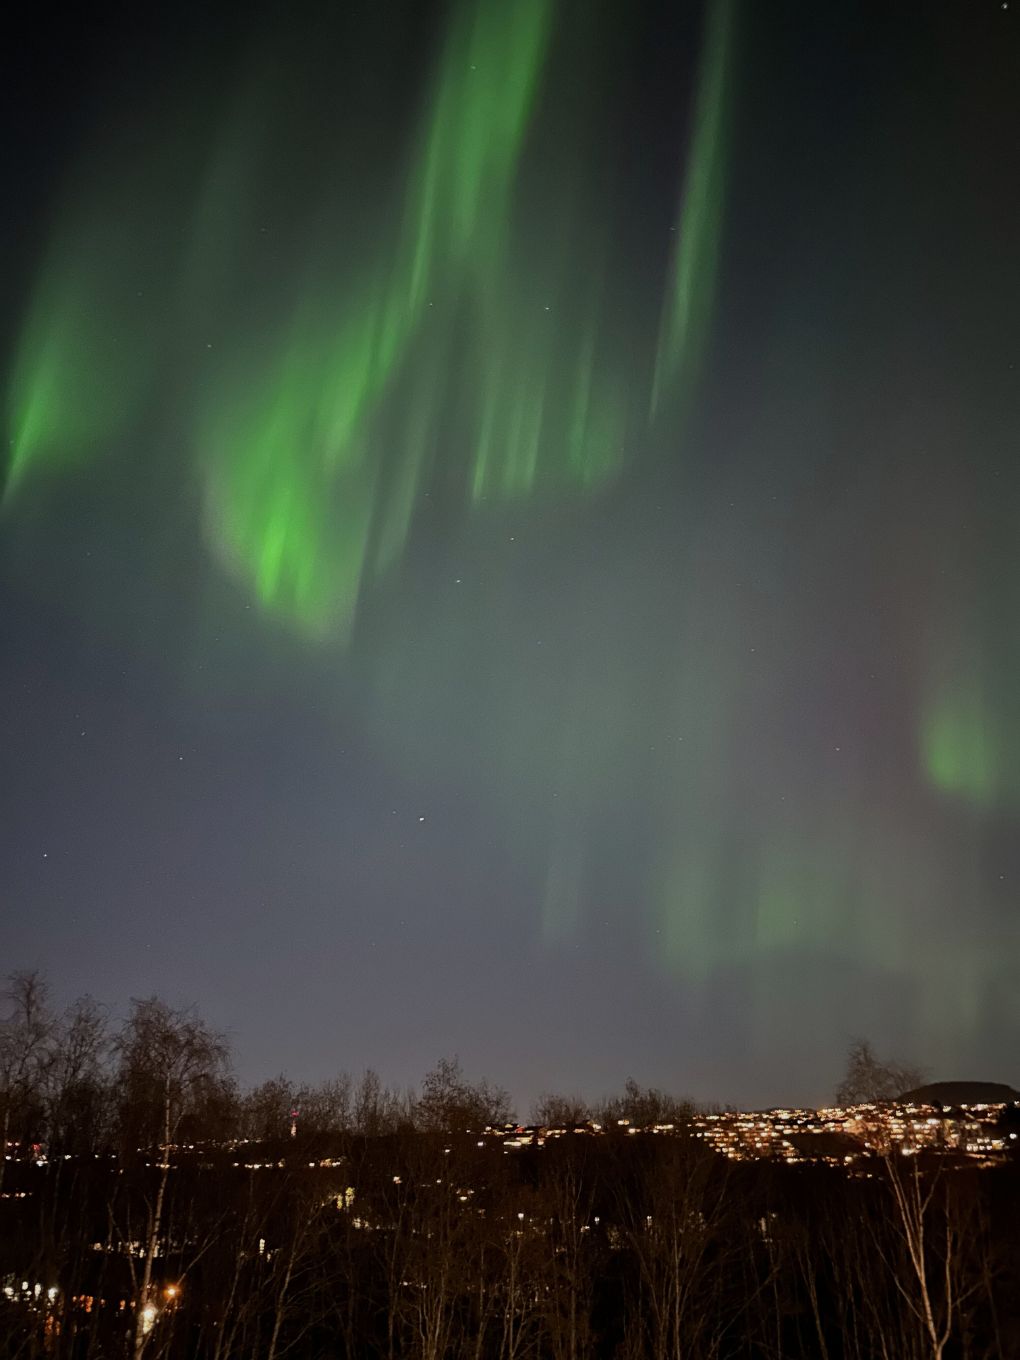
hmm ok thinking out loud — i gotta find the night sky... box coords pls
[2,0,1018,1111]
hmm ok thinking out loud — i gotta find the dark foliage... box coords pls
[2,977,1018,1359]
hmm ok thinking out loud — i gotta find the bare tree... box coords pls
[416,1057,512,1134]
[621,1138,732,1359]
[597,1077,693,1131]
[879,1156,963,1360]
[537,1153,599,1360]
[262,1171,338,1360]
[295,1073,354,1136]
[114,997,230,1360]
[353,1068,410,1137]
[837,1039,925,1105]
[242,1075,297,1142]
[45,994,109,1153]
[530,1093,591,1128]
[0,971,56,1192]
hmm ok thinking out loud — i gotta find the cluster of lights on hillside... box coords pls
[693,1100,1016,1164]
[2,1095,1015,1335]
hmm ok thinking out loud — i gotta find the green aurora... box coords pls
[8,0,725,641]
[3,0,1016,1087]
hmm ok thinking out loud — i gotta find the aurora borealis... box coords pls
[2,0,1018,1107]
[9,0,668,638]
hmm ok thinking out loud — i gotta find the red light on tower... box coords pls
[290,1108,299,1139]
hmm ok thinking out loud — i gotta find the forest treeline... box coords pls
[1,972,1018,1360]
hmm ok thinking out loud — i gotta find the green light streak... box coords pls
[5,215,156,500]
[200,327,378,641]
[921,675,997,807]
[199,0,558,634]
[652,0,735,416]
[6,0,737,640]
